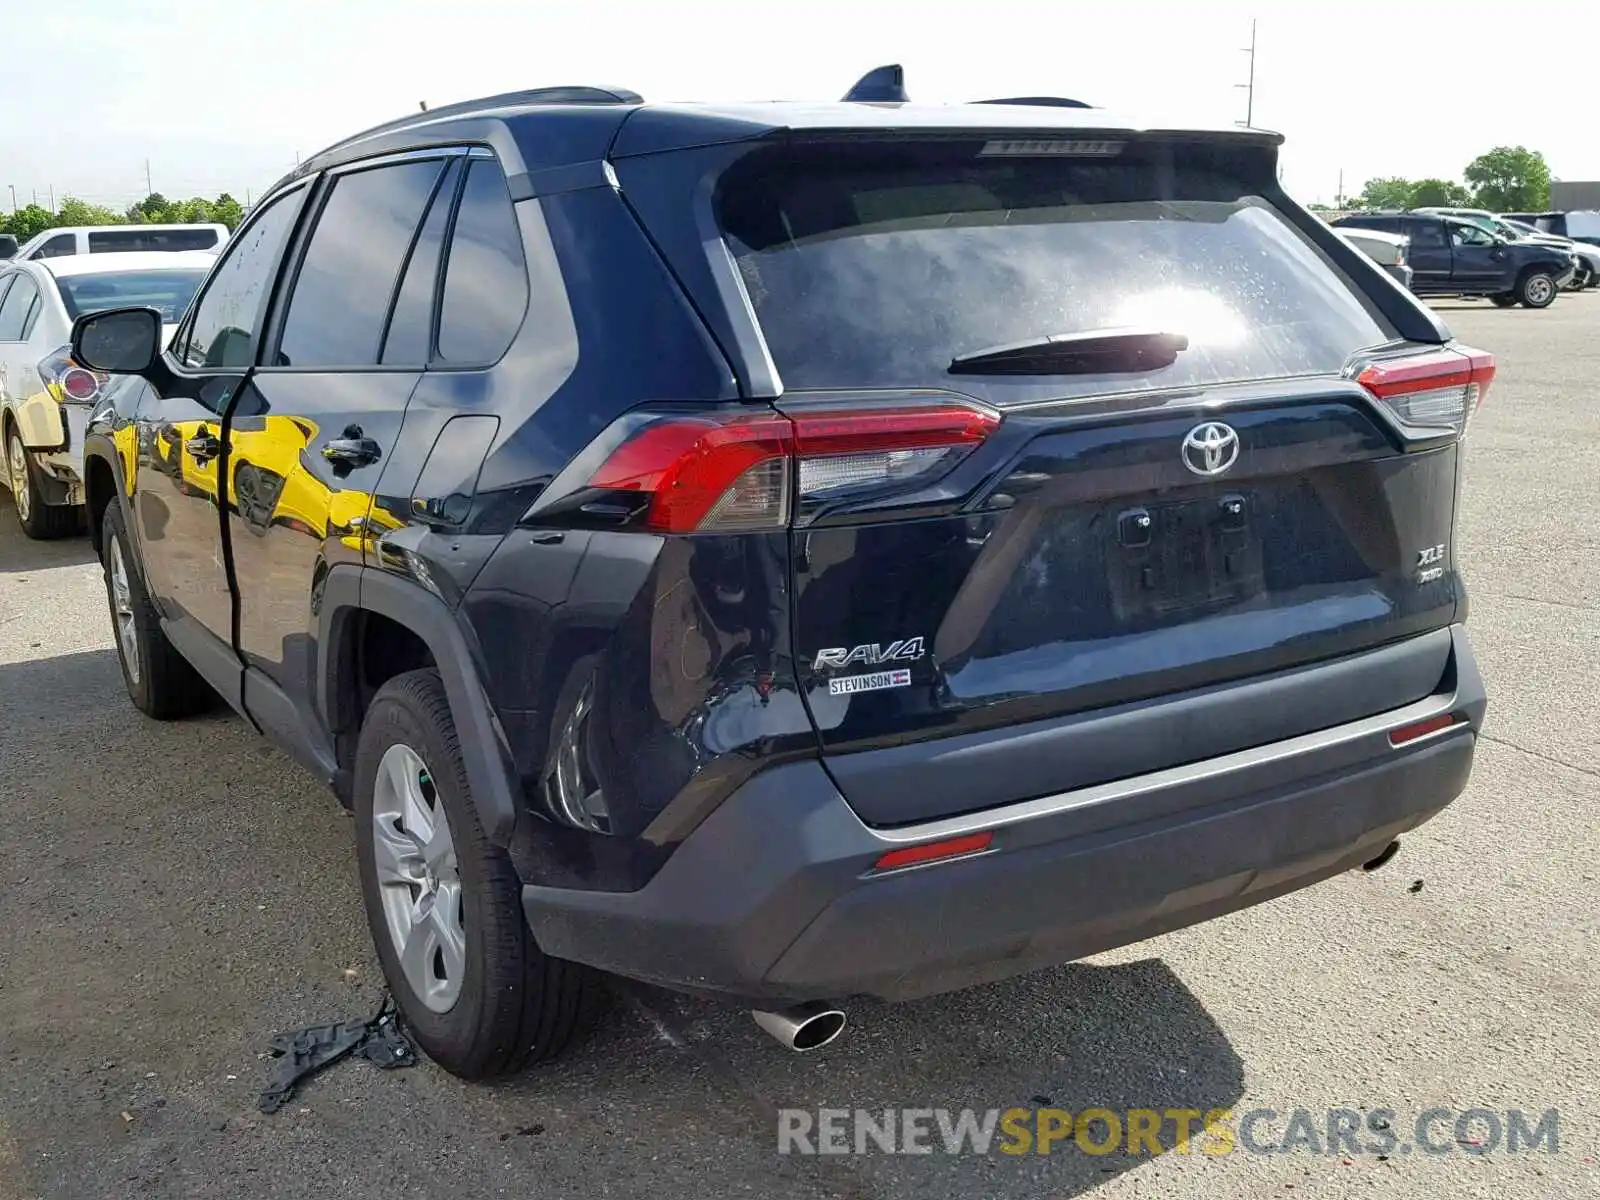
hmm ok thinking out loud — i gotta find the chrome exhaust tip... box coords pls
[752,1002,847,1051]
[1361,839,1402,873]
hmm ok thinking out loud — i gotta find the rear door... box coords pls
[225,151,454,714]
[1403,217,1452,288]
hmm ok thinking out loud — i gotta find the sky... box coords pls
[4,0,1598,213]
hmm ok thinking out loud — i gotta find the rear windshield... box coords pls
[718,141,1393,395]
[88,228,219,253]
[56,269,208,321]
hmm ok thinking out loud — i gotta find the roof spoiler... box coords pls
[843,65,909,103]
[974,96,1092,109]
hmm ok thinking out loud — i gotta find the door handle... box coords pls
[185,430,222,461]
[322,425,382,468]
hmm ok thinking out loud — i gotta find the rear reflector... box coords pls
[1388,712,1460,746]
[1356,344,1494,434]
[873,830,994,872]
[581,402,999,534]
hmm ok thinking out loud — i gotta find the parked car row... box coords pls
[0,229,220,535]
[1332,209,1586,309]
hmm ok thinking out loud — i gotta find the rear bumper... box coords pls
[522,626,1485,1003]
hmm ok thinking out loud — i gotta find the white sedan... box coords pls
[0,250,214,538]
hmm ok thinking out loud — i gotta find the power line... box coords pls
[1235,18,1257,128]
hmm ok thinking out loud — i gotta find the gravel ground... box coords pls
[1,296,1597,1199]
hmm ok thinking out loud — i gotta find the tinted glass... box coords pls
[435,158,528,364]
[0,274,39,340]
[1406,220,1446,248]
[381,160,461,365]
[276,160,445,369]
[89,228,219,253]
[35,234,77,259]
[182,189,304,370]
[55,269,208,321]
[1450,223,1492,247]
[719,141,1392,395]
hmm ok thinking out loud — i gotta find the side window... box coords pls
[274,159,445,369]
[435,157,528,364]
[91,229,218,252]
[181,188,306,371]
[1451,223,1491,248]
[381,159,463,365]
[1407,220,1446,249]
[0,274,39,340]
[35,233,77,259]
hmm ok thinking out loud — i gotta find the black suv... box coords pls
[1334,211,1575,307]
[73,77,1489,1076]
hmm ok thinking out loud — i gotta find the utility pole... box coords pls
[1336,168,1344,209]
[1235,19,1257,127]
[7,184,14,213]
[419,100,428,112]
[48,184,54,212]
[145,158,153,196]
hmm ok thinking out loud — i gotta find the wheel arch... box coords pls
[318,565,522,843]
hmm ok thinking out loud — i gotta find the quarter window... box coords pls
[35,234,77,259]
[0,274,40,341]
[435,157,528,364]
[275,159,446,369]
[180,188,306,371]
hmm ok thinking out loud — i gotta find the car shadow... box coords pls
[0,493,96,574]
[0,646,1245,1200]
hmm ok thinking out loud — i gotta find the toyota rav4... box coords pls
[72,72,1489,1077]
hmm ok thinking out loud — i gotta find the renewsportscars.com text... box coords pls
[777,1106,1560,1157]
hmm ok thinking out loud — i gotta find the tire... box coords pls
[7,427,77,539]
[100,501,215,718]
[1489,294,1518,308]
[354,669,599,1079]
[1516,269,1558,309]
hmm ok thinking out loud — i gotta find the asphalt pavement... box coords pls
[1,296,1597,1199]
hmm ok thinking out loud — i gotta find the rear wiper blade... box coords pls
[948,327,1189,376]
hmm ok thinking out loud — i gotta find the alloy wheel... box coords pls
[371,742,466,1013]
[107,536,141,685]
[8,435,30,524]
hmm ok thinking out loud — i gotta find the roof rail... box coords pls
[843,65,909,103]
[974,96,1092,109]
[305,84,643,167]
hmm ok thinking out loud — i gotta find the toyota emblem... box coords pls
[1181,422,1240,477]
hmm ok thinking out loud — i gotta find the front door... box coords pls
[128,184,309,684]
[1446,221,1505,287]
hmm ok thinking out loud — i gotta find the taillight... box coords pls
[38,345,107,406]
[550,402,1000,534]
[1354,344,1494,435]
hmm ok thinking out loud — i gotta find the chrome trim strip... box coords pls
[867,690,1464,845]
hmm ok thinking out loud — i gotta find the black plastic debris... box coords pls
[258,991,415,1113]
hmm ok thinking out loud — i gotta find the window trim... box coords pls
[428,147,531,372]
[253,147,470,375]
[166,180,313,378]
[378,156,468,368]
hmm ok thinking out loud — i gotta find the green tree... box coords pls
[1408,178,1472,208]
[0,204,56,240]
[1464,147,1551,212]
[1355,177,1415,210]
[56,196,122,225]
[212,192,244,230]
[127,192,172,223]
